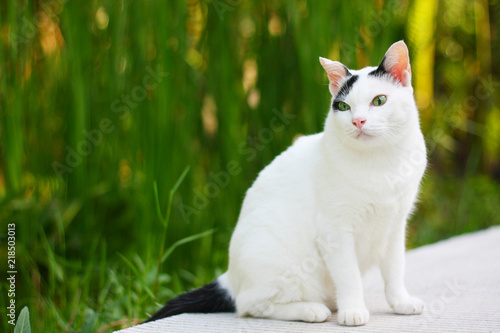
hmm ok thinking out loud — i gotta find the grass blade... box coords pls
[153,181,165,224]
[169,166,191,197]
[14,307,31,333]
[161,229,215,263]
[79,308,96,333]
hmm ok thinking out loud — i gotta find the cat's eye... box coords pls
[372,95,387,106]
[335,101,351,111]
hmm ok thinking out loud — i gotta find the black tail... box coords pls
[146,280,235,322]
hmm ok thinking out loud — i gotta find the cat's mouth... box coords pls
[356,131,374,140]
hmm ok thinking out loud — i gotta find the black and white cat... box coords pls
[148,41,426,326]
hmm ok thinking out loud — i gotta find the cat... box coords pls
[147,40,427,326]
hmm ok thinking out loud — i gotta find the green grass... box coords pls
[1,0,499,331]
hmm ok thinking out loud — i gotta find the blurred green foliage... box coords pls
[0,0,499,331]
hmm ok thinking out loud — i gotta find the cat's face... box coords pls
[320,41,417,149]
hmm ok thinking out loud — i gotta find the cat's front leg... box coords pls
[380,225,425,315]
[320,229,369,326]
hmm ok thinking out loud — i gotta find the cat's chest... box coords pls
[325,168,418,205]
[318,155,421,223]
[329,146,425,197]
[351,191,408,225]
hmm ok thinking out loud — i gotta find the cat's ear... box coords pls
[378,40,411,87]
[319,57,350,96]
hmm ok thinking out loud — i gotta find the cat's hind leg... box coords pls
[236,289,331,322]
[245,300,331,323]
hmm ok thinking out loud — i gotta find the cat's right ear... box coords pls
[319,57,350,96]
[377,41,412,87]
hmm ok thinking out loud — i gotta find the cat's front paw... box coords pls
[337,307,370,326]
[391,296,425,315]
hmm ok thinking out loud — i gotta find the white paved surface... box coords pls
[117,226,500,332]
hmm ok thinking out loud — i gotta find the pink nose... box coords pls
[352,118,366,129]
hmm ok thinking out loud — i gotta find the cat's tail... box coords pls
[145,275,235,323]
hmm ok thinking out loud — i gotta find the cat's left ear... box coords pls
[319,57,350,96]
[378,41,412,87]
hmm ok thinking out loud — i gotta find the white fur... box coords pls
[218,42,426,326]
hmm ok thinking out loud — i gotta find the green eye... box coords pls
[335,101,351,111]
[373,95,387,106]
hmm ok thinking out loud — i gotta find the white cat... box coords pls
[148,40,427,326]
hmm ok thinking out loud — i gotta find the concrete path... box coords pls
[117,226,500,332]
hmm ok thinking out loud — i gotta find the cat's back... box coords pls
[246,132,323,194]
[228,133,324,269]
[232,132,323,236]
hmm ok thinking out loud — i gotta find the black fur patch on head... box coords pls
[337,75,359,97]
[343,65,352,77]
[146,280,235,322]
[368,57,389,78]
[332,75,358,110]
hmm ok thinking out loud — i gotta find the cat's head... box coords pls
[320,41,419,150]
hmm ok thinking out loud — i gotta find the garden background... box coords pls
[1,0,499,331]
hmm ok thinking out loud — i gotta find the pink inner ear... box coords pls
[319,58,348,95]
[385,41,411,86]
[390,56,410,84]
[328,69,345,89]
